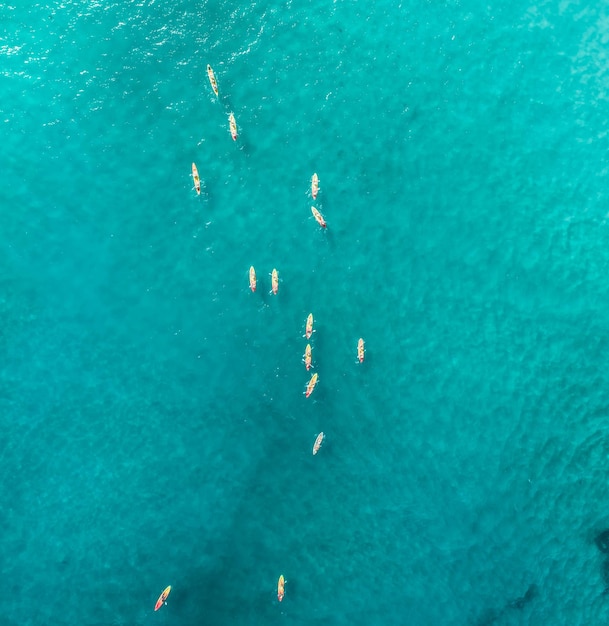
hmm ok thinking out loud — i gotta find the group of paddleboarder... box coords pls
[154,63,365,613]
[190,65,236,198]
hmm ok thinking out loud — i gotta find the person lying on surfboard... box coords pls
[154,585,171,611]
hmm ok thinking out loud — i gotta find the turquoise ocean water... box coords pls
[4,1,609,624]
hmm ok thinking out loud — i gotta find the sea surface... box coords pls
[3,1,609,624]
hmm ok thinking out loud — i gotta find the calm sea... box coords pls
[3,1,609,624]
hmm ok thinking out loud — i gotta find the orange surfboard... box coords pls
[304,372,318,398]
[277,575,285,602]
[249,266,257,292]
[303,343,312,371]
[192,162,201,195]
[154,585,171,611]
[312,431,324,455]
[304,313,314,339]
[357,338,365,363]
[311,173,319,199]
[311,206,326,228]
[207,64,219,96]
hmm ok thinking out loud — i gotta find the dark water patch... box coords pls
[508,583,538,610]
[475,583,538,625]
[595,530,609,553]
